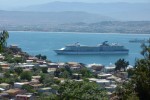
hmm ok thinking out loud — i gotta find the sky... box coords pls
[0,0,150,10]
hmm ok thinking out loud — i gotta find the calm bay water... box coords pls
[8,31,150,66]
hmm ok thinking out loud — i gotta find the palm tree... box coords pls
[115,59,129,71]
[0,30,9,52]
[141,38,150,60]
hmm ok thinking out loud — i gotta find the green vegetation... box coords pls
[57,80,107,100]
[0,30,9,52]
[41,67,48,73]
[37,80,108,100]
[22,84,35,93]
[115,41,150,100]
[20,71,32,81]
[1,30,150,100]
[14,67,23,75]
[35,54,47,60]
[115,58,129,71]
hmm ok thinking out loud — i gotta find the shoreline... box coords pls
[8,31,150,35]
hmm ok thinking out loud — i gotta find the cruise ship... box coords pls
[54,41,129,55]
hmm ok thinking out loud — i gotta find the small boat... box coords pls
[129,39,148,43]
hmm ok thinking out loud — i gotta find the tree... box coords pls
[41,67,48,73]
[132,40,150,100]
[41,55,47,60]
[4,71,11,78]
[20,71,32,81]
[115,59,129,71]
[0,65,2,72]
[39,74,45,83]
[61,70,70,78]
[14,57,24,63]
[132,59,150,100]
[22,84,35,93]
[35,54,42,59]
[115,41,150,100]
[54,69,61,77]
[140,39,150,59]
[14,67,23,75]
[57,80,108,100]
[0,30,9,52]
[79,67,93,78]
[32,66,38,72]
[35,54,47,60]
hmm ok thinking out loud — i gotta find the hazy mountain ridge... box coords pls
[16,2,150,21]
[0,2,150,33]
[0,10,115,25]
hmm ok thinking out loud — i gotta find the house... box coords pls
[47,63,59,68]
[26,60,34,63]
[57,63,66,68]
[38,87,57,94]
[0,93,9,99]
[107,75,119,82]
[0,73,4,78]
[9,45,22,54]
[29,84,43,90]
[96,79,111,86]
[105,84,117,92]
[103,65,116,73]
[0,54,5,61]
[115,71,128,79]
[28,57,38,62]
[67,62,83,71]
[48,68,57,74]
[14,54,22,58]
[32,76,41,80]
[0,62,9,67]
[54,77,65,83]
[72,73,82,80]
[15,63,35,70]
[0,83,11,90]
[98,73,112,79]
[16,93,34,100]
[39,64,48,68]
[31,76,41,84]
[5,88,26,97]
[14,82,30,88]
[88,78,111,87]
[36,60,46,64]
[88,63,104,74]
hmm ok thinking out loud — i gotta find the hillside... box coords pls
[1,21,150,34]
[0,10,114,25]
[16,2,150,21]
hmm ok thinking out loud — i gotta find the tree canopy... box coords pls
[0,30,9,52]
[115,58,129,71]
[116,40,150,100]
[57,80,108,100]
[20,71,32,81]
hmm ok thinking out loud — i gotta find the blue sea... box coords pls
[7,31,150,66]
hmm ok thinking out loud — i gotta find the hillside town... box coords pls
[0,43,132,100]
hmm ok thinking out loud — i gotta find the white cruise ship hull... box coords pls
[54,50,129,55]
[54,42,129,55]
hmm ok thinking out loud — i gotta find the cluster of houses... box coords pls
[0,46,86,99]
[0,45,132,99]
[87,63,130,97]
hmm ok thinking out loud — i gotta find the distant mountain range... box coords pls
[0,2,150,33]
[15,2,150,21]
[0,10,115,25]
